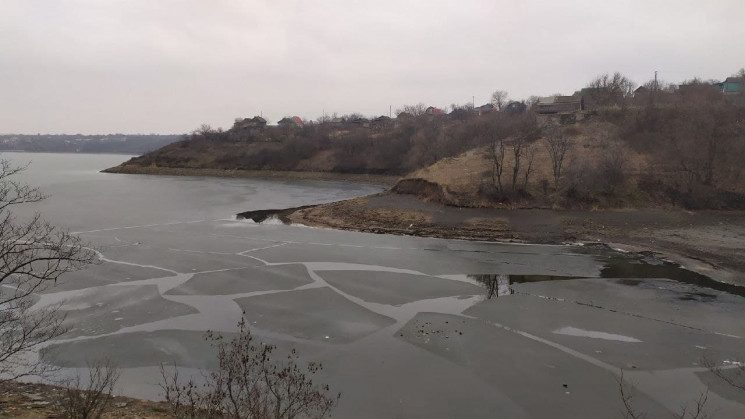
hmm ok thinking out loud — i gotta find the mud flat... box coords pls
[289,193,745,286]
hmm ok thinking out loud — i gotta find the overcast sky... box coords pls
[1,0,744,134]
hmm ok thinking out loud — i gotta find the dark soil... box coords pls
[291,193,745,286]
[0,381,172,418]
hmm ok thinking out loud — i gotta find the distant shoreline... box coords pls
[1,150,141,156]
[102,165,400,186]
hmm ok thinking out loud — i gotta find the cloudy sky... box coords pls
[1,0,743,134]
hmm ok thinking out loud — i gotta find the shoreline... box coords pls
[105,167,745,284]
[286,193,745,287]
[0,380,171,418]
[102,165,400,186]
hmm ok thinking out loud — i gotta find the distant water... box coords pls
[1,152,383,232]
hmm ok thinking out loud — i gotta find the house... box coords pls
[634,86,650,97]
[425,106,443,116]
[277,116,304,128]
[504,101,527,115]
[371,115,392,129]
[720,77,743,95]
[396,112,414,119]
[536,96,582,114]
[233,116,267,132]
[475,103,495,115]
[350,117,370,127]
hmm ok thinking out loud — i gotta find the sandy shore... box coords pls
[291,193,745,286]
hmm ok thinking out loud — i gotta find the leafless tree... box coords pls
[619,369,710,419]
[396,103,427,117]
[489,139,506,194]
[701,354,745,392]
[598,138,628,195]
[161,318,339,419]
[586,72,636,107]
[522,143,537,190]
[491,90,509,111]
[0,159,97,381]
[618,370,646,419]
[60,359,121,419]
[511,116,542,192]
[544,127,572,191]
[525,96,541,109]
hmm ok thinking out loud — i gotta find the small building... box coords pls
[720,77,743,95]
[536,96,582,114]
[396,112,414,120]
[634,86,650,97]
[350,117,370,127]
[425,106,443,116]
[277,116,304,128]
[504,101,527,116]
[475,103,495,115]
[233,116,267,133]
[371,115,392,129]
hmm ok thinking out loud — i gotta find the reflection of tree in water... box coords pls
[470,274,512,299]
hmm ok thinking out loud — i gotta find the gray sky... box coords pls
[1,0,744,134]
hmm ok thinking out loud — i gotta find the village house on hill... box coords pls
[535,95,585,124]
[425,106,443,116]
[475,103,495,116]
[277,116,304,128]
[719,77,744,95]
[233,116,267,134]
[504,101,527,115]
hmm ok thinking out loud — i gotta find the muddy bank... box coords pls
[237,205,315,224]
[286,193,745,286]
[0,380,171,418]
[103,165,399,186]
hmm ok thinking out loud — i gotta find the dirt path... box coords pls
[291,193,745,286]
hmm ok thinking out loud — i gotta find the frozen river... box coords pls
[5,152,745,418]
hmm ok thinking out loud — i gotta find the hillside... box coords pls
[107,90,745,210]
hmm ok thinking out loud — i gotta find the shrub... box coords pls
[161,318,339,419]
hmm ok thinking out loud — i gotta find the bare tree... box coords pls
[586,72,636,107]
[701,354,745,392]
[618,370,646,419]
[598,138,628,196]
[525,96,541,109]
[491,90,509,111]
[60,359,121,419]
[161,318,339,419]
[522,143,537,190]
[544,127,572,191]
[511,116,542,192]
[0,159,97,381]
[511,137,526,192]
[619,369,710,419]
[396,103,427,117]
[489,139,506,194]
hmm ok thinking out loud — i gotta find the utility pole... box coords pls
[472,95,475,110]
[389,105,392,118]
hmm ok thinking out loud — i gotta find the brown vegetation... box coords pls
[160,318,339,419]
[109,71,745,210]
